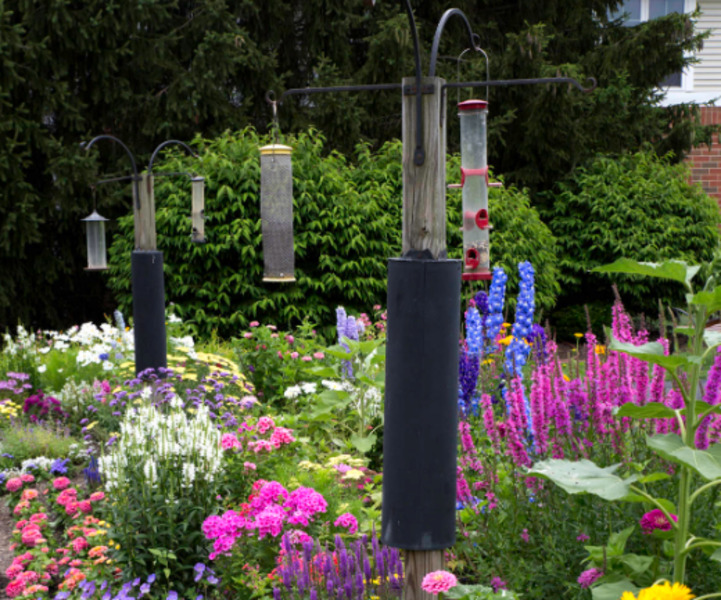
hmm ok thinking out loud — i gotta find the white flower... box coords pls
[37,365,47,373]
[301,382,318,394]
[284,385,302,399]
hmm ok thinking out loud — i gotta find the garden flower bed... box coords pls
[0,261,719,599]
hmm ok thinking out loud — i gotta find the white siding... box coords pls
[695,1,721,90]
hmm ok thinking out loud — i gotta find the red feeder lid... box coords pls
[458,99,488,111]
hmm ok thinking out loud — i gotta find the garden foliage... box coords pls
[543,150,721,333]
[106,128,559,339]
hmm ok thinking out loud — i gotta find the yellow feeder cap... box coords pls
[260,144,293,156]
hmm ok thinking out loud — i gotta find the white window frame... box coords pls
[614,0,696,91]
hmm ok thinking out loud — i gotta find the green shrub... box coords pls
[544,149,721,331]
[107,128,560,339]
[0,423,81,461]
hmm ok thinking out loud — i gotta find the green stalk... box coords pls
[673,302,706,583]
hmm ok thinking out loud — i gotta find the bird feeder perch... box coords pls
[260,143,295,283]
[82,210,109,271]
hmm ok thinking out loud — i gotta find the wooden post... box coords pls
[134,173,157,250]
[400,74,447,599]
[402,76,447,258]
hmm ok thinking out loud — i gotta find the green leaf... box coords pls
[528,459,637,500]
[647,434,721,480]
[593,258,697,286]
[704,329,721,351]
[591,580,640,600]
[608,526,635,555]
[620,553,653,575]
[350,433,376,454]
[710,548,721,563]
[615,402,676,419]
[692,285,721,314]
[637,472,671,484]
[608,334,689,371]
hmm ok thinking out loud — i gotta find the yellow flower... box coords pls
[562,374,570,382]
[502,322,511,328]
[342,469,365,481]
[499,335,513,346]
[595,345,606,355]
[633,581,694,600]
[574,333,584,338]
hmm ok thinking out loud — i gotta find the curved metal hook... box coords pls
[429,8,480,78]
[83,134,141,208]
[454,45,490,102]
[148,140,198,174]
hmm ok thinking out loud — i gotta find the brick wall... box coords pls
[686,106,721,203]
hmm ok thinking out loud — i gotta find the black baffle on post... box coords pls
[381,257,461,550]
[131,250,168,375]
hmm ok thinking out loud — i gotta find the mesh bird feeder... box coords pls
[259,144,295,282]
[82,209,109,271]
[457,99,493,281]
[191,176,206,243]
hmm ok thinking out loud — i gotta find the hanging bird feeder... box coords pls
[191,176,206,243]
[456,99,499,281]
[259,143,295,283]
[81,209,110,271]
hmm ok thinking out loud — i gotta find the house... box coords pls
[613,1,721,200]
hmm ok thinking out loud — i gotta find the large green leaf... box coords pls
[593,258,698,286]
[692,285,721,314]
[615,402,676,419]
[608,335,689,371]
[528,459,636,500]
[591,580,640,600]
[350,433,376,454]
[704,329,721,352]
[647,434,721,480]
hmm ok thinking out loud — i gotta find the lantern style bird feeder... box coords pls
[82,209,110,271]
[259,143,295,282]
[191,176,206,243]
[457,99,498,281]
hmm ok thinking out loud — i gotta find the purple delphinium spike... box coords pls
[273,587,282,600]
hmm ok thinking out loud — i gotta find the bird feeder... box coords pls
[259,144,295,282]
[191,176,206,243]
[457,99,493,281]
[81,210,109,271]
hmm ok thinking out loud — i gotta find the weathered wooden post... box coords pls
[131,172,167,374]
[382,73,461,600]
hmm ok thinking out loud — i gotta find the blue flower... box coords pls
[485,267,508,351]
[167,591,178,600]
[50,458,69,475]
[99,353,110,361]
[146,574,156,584]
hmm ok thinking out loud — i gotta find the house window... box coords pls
[609,0,694,88]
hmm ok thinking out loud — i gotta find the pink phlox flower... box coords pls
[220,433,242,450]
[577,567,603,588]
[243,462,257,471]
[257,416,275,434]
[576,533,590,542]
[333,512,359,535]
[420,570,458,595]
[202,515,224,540]
[640,509,677,534]
[283,487,328,519]
[288,529,314,545]
[248,440,275,453]
[256,504,286,539]
[251,481,289,512]
[270,427,295,448]
[520,528,530,543]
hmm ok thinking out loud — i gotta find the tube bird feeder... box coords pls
[259,144,295,282]
[191,176,206,243]
[458,99,492,281]
[82,210,109,271]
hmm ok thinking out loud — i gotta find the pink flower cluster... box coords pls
[54,483,104,518]
[333,512,359,535]
[234,417,296,454]
[5,473,35,493]
[202,480,329,559]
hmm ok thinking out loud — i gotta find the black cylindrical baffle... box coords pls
[381,257,461,550]
[131,250,168,375]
